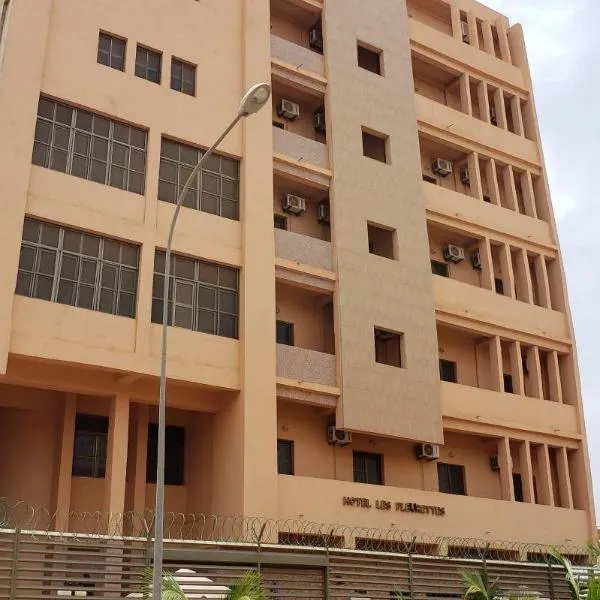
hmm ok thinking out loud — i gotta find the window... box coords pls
[423,174,437,184]
[357,42,382,75]
[32,97,147,194]
[513,473,524,502]
[72,414,108,478]
[277,439,294,475]
[151,251,239,339]
[367,223,396,259]
[146,424,185,486]
[276,320,294,346]
[16,218,139,317]
[439,359,457,383]
[431,260,449,277]
[97,32,126,71]
[135,45,161,83]
[353,451,383,485]
[171,58,196,96]
[503,373,514,394]
[158,137,240,220]
[274,214,287,230]
[362,128,388,163]
[494,277,504,295]
[374,328,403,368]
[272,120,285,130]
[437,462,466,495]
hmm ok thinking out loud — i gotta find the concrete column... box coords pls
[104,394,130,527]
[556,447,573,509]
[525,346,543,399]
[496,19,513,63]
[511,95,525,136]
[499,243,515,299]
[486,159,501,206]
[54,393,77,531]
[477,81,490,124]
[514,248,533,304]
[459,73,472,116]
[502,165,519,212]
[467,11,479,49]
[478,238,494,291]
[534,254,551,308]
[520,171,537,218]
[482,21,494,54]
[451,6,462,41]
[467,152,483,199]
[534,444,554,507]
[547,350,563,403]
[132,403,149,514]
[509,341,525,395]
[493,87,507,129]
[489,336,504,392]
[518,441,535,503]
[422,460,439,492]
[498,437,514,500]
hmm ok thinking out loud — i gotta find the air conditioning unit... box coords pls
[471,250,482,270]
[317,200,330,224]
[327,426,352,446]
[490,455,500,472]
[432,157,453,177]
[282,193,306,215]
[416,443,440,461]
[460,166,470,186]
[460,21,469,43]
[309,27,323,51]
[277,99,300,120]
[443,244,465,263]
[314,109,326,133]
[490,106,498,125]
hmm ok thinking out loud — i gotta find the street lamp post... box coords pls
[152,82,271,599]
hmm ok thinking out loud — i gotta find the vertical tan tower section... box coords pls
[324,0,443,443]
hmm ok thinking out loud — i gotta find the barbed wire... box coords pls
[0,497,596,564]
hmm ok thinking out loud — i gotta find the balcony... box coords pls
[275,228,332,272]
[276,343,336,387]
[271,34,324,77]
[273,126,328,170]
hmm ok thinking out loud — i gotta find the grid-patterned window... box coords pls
[32,97,147,194]
[151,251,239,339]
[277,439,294,475]
[158,138,240,220]
[72,414,108,478]
[353,451,383,485]
[135,45,161,83]
[16,218,139,318]
[97,32,126,71]
[171,58,196,96]
[438,462,466,495]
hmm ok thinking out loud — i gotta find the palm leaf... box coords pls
[588,577,600,600]
[461,571,499,600]
[224,570,265,600]
[588,541,600,566]
[549,547,580,600]
[138,567,187,599]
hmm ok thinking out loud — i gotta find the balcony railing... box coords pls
[271,34,325,77]
[276,343,336,387]
[273,126,329,170]
[274,228,332,271]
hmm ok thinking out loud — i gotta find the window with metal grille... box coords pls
[439,359,457,383]
[32,97,147,194]
[16,218,139,318]
[431,260,449,277]
[276,320,294,346]
[151,250,239,339]
[97,32,126,71]
[146,423,185,486]
[437,462,466,495]
[274,214,288,230]
[158,137,240,220]
[171,57,196,96]
[277,439,294,475]
[72,414,108,478]
[513,472,524,502]
[353,451,383,485]
[135,45,161,83]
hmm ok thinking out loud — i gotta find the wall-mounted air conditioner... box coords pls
[416,443,440,461]
[278,99,300,120]
[282,194,306,215]
[327,426,352,446]
[432,157,453,177]
[443,244,465,263]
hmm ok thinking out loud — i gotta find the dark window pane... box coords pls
[55,104,73,125]
[77,285,95,309]
[38,249,57,274]
[130,128,146,150]
[101,264,117,287]
[41,223,60,247]
[109,166,126,189]
[128,171,144,194]
[60,253,79,278]
[173,305,193,329]
[93,115,110,137]
[277,439,294,475]
[151,298,164,324]
[74,132,91,155]
[37,98,55,119]
[161,138,179,160]
[121,245,138,267]
[174,256,195,278]
[130,149,145,172]
[53,125,70,150]
[103,240,120,262]
[32,142,49,167]
[76,111,93,132]
[276,320,294,345]
[92,137,109,159]
[113,122,129,143]
[99,288,115,313]
[118,292,136,317]
[90,160,107,183]
[15,271,32,296]
[158,180,176,203]
[80,259,97,284]
[19,246,36,271]
[33,275,53,300]
[220,198,238,220]
[198,262,218,285]
[201,191,219,215]
[57,279,76,305]
[35,120,52,143]
[50,149,68,172]
[196,309,216,334]
[22,219,41,243]
[197,286,216,309]
[218,314,237,338]
[120,269,137,293]
[219,267,238,289]
[82,234,100,257]
[180,145,197,166]
[71,155,89,178]
[221,158,238,178]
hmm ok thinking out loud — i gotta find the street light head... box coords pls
[239,82,271,116]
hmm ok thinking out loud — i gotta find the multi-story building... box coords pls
[0,0,595,551]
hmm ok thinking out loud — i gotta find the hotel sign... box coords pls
[342,496,445,516]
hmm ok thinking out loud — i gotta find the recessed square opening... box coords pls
[357,41,382,75]
[367,223,396,259]
[362,128,388,163]
[374,328,404,368]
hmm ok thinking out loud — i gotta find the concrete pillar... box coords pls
[534,444,554,507]
[525,346,543,399]
[509,341,525,395]
[513,248,533,304]
[54,393,77,531]
[489,336,504,392]
[502,165,518,212]
[547,350,563,403]
[499,243,515,299]
[478,238,494,291]
[467,152,483,199]
[520,171,537,218]
[518,441,535,503]
[467,11,479,49]
[496,19,513,63]
[459,73,472,116]
[477,81,490,124]
[451,6,462,41]
[498,436,514,501]
[422,460,439,492]
[534,254,551,308]
[556,447,573,509]
[104,394,130,528]
[486,159,501,206]
[482,21,494,54]
[493,87,507,129]
[132,403,149,514]
[511,95,525,136]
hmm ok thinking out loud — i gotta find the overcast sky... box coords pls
[484,0,599,520]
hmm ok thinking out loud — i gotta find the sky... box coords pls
[484,0,599,520]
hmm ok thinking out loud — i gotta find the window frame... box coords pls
[97,31,126,71]
[437,462,466,495]
[353,451,383,485]
[274,214,288,230]
[431,260,449,277]
[362,128,389,163]
[357,41,383,75]
[72,414,109,479]
[135,44,162,84]
[439,359,458,383]
[277,439,294,475]
[170,57,196,96]
[276,320,295,346]
[374,327,404,368]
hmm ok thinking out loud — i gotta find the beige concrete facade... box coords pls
[0,0,595,550]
